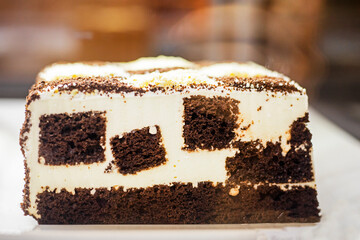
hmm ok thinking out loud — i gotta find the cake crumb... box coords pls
[71,89,78,96]
[229,187,239,196]
[90,189,96,195]
[39,157,45,164]
[149,126,157,135]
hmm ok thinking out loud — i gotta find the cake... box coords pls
[20,56,320,224]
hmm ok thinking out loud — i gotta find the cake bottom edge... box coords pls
[33,182,320,224]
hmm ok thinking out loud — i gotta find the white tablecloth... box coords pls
[0,99,359,240]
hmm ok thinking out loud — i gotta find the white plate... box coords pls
[1,99,359,240]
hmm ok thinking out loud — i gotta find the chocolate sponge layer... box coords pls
[36,182,320,224]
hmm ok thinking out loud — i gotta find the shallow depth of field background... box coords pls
[0,0,359,138]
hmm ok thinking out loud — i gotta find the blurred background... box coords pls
[0,0,359,139]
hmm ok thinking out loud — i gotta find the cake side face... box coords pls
[20,56,320,224]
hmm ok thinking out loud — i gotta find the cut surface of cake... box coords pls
[20,56,320,224]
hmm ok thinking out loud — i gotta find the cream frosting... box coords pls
[123,69,219,88]
[38,63,128,82]
[200,62,288,79]
[123,55,197,71]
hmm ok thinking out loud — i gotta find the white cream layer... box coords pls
[24,88,309,218]
[38,63,129,82]
[123,55,197,71]
[199,62,288,79]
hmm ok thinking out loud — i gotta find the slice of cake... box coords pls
[20,56,320,224]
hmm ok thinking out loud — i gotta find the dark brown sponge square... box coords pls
[183,95,239,150]
[226,114,314,183]
[39,111,106,165]
[110,126,167,174]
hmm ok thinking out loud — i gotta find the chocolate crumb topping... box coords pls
[26,74,304,106]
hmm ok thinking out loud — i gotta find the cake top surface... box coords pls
[30,56,305,101]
